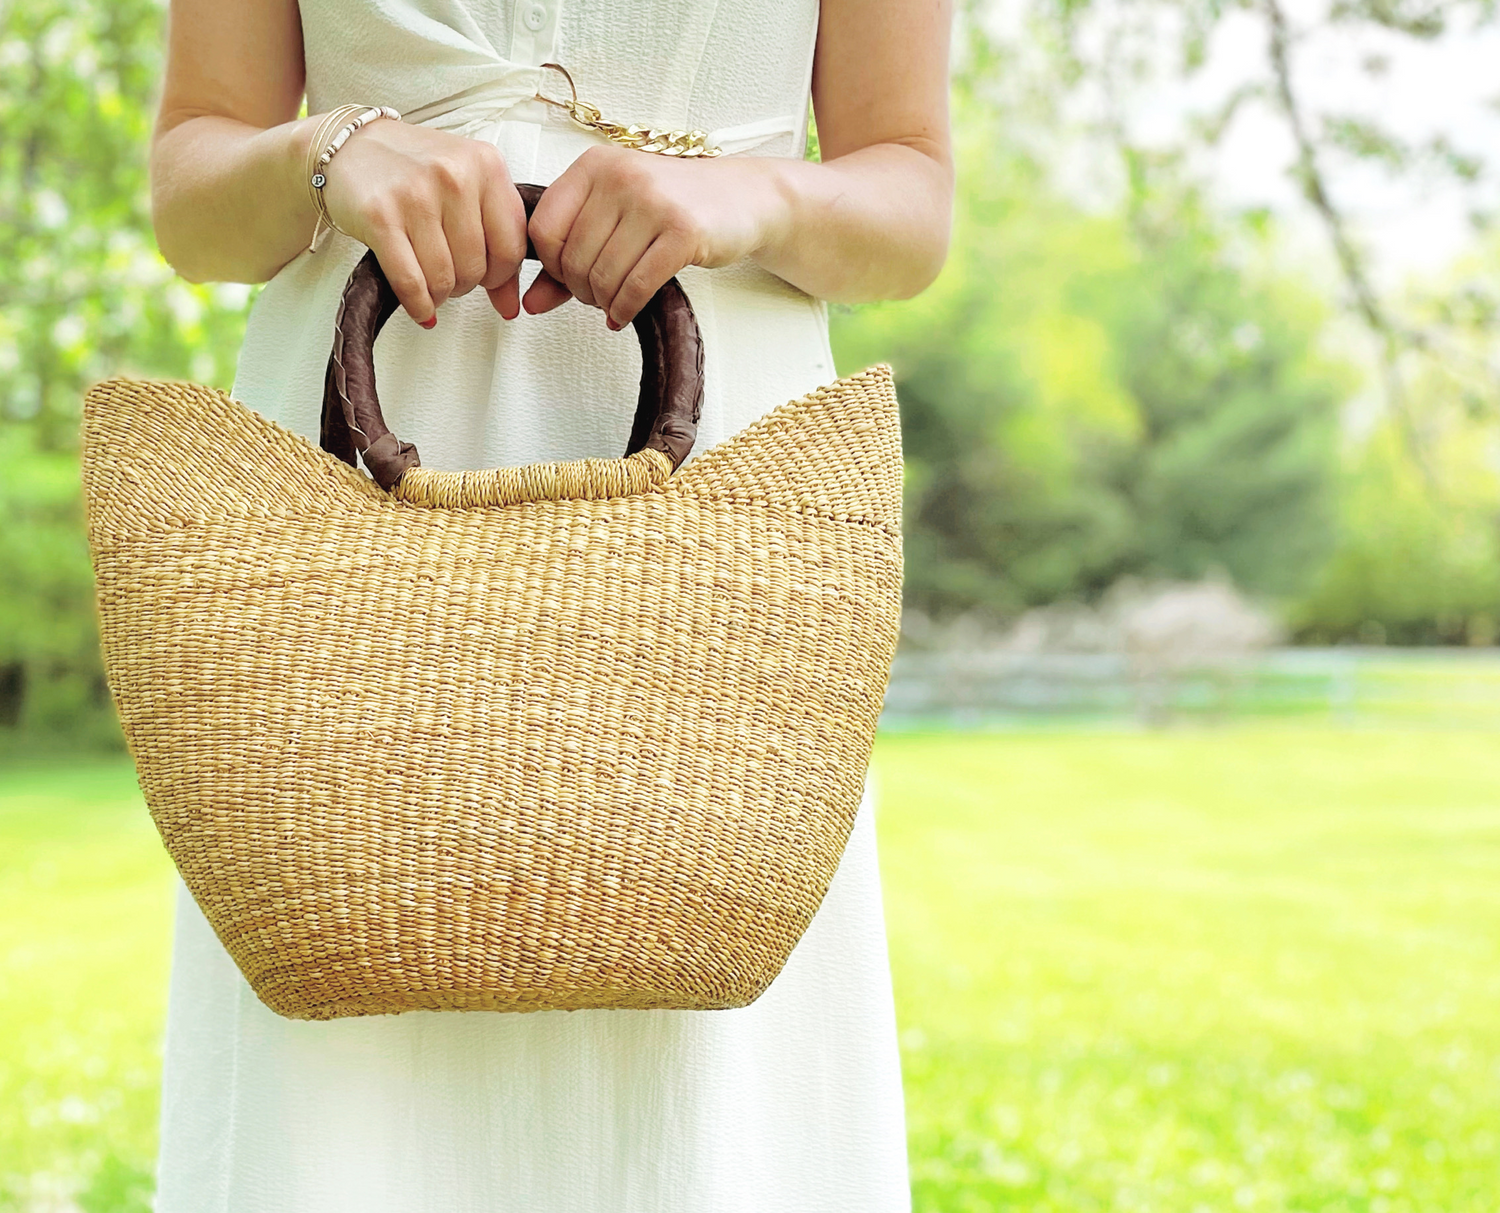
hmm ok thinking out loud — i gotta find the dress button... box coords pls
[523,2,547,31]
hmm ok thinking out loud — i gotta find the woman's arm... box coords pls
[524,0,954,326]
[150,0,529,324]
[766,0,955,300]
[149,0,312,284]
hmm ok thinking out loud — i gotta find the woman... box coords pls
[148,0,952,1208]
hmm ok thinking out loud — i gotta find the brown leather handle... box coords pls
[320,182,705,492]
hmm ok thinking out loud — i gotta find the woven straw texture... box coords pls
[80,365,903,1020]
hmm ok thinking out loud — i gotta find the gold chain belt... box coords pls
[533,62,722,159]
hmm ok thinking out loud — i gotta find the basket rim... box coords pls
[80,364,903,550]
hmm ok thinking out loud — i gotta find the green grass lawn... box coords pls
[0,762,172,1213]
[3,727,1499,1211]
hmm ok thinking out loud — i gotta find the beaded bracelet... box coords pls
[305,104,402,253]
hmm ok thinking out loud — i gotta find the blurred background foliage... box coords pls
[832,130,1351,622]
[1,0,1498,744]
[1,0,249,745]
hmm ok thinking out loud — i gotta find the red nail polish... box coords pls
[419,316,437,329]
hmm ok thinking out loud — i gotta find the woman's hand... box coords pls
[318,119,530,326]
[522,145,788,329]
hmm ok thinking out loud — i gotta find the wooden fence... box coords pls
[880,647,1500,729]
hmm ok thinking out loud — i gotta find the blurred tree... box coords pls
[832,116,1351,623]
[0,431,107,736]
[831,0,1499,639]
[1291,237,1500,643]
[1011,0,1500,473]
[1101,188,1351,600]
[1291,420,1500,643]
[0,0,252,740]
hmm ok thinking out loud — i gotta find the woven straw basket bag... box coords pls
[81,185,903,1021]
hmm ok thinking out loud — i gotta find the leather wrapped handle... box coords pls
[320,182,705,492]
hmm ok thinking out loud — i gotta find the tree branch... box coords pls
[1262,0,1442,488]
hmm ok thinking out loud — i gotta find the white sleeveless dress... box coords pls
[152,2,911,1211]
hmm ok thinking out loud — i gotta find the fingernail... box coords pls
[606,316,621,332]
[419,316,437,329]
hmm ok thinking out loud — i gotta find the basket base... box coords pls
[266,982,770,1020]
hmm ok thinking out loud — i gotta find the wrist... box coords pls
[279,114,325,233]
[745,156,810,272]
[747,155,798,262]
